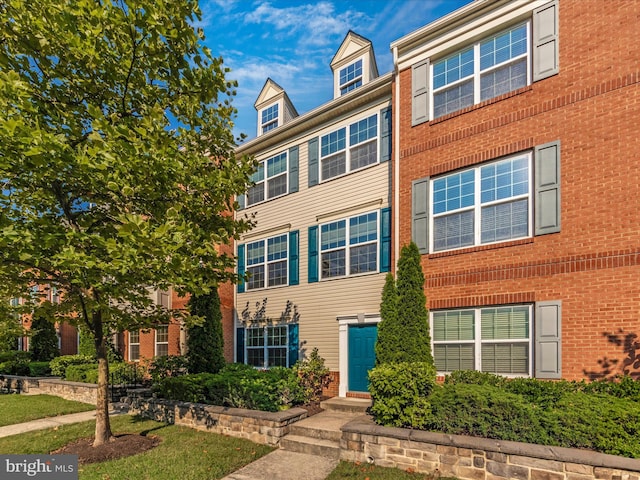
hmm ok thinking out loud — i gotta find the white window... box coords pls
[431,153,531,252]
[50,285,60,304]
[261,104,278,134]
[155,326,169,357]
[320,211,378,279]
[247,152,287,206]
[129,330,140,361]
[339,59,363,95]
[246,325,289,368]
[432,305,532,376]
[320,114,378,182]
[246,234,288,290]
[432,23,529,118]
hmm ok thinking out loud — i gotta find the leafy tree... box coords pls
[374,243,433,366]
[30,313,60,361]
[187,288,225,374]
[0,1,254,446]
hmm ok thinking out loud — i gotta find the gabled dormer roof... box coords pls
[254,78,299,137]
[330,31,379,99]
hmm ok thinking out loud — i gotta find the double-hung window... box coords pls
[432,23,529,118]
[247,152,288,206]
[320,211,378,279]
[246,234,288,290]
[339,59,363,95]
[320,114,377,181]
[155,326,169,357]
[261,104,278,134]
[246,325,289,368]
[432,305,532,375]
[129,330,140,361]
[432,153,531,252]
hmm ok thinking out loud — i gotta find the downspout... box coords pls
[392,45,401,274]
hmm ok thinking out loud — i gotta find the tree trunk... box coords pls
[92,311,113,446]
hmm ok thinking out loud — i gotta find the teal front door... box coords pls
[348,324,378,392]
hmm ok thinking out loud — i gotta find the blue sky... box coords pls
[197,0,472,143]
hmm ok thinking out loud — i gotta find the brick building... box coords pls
[391,0,640,380]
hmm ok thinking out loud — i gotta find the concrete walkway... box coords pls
[221,449,339,480]
[0,409,123,439]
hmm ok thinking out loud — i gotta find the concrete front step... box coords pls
[320,397,371,414]
[279,434,340,459]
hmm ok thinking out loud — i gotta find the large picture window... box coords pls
[432,305,532,375]
[432,23,529,118]
[246,234,288,290]
[320,114,378,182]
[320,211,378,279]
[246,325,290,368]
[247,152,288,206]
[432,153,531,252]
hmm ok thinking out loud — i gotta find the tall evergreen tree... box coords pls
[30,313,59,361]
[375,273,402,364]
[187,288,225,374]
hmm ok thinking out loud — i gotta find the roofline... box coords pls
[236,72,393,155]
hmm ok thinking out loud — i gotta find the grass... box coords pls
[327,461,458,480]
[0,415,274,480]
[0,394,94,427]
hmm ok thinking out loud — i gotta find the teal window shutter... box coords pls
[236,327,245,364]
[412,177,430,254]
[289,230,299,285]
[533,0,559,81]
[289,146,299,193]
[237,194,245,210]
[412,59,430,125]
[308,226,319,283]
[535,301,562,379]
[237,244,246,293]
[288,324,299,367]
[534,140,561,235]
[308,137,319,187]
[379,106,392,162]
[379,207,391,272]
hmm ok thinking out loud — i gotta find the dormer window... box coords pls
[261,104,279,134]
[339,59,363,95]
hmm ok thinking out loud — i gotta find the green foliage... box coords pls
[0,354,30,376]
[369,362,436,428]
[64,363,99,383]
[444,370,507,387]
[187,290,225,374]
[581,374,640,400]
[29,313,59,361]
[0,350,30,363]
[28,362,51,377]
[375,243,433,367]
[64,361,144,384]
[49,354,95,377]
[147,355,189,383]
[294,347,331,404]
[154,364,304,412]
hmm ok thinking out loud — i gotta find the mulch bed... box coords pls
[51,434,161,464]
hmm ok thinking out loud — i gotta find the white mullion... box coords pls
[473,308,482,371]
[473,43,481,105]
[474,168,482,247]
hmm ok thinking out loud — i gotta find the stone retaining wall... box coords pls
[33,379,98,404]
[341,416,640,480]
[122,393,308,446]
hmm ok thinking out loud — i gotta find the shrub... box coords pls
[581,375,640,400]
[369,362,436,428]
[110,362,145,385]
[295,348,331,404]
[0,351,31,363]
[444,370,506,387]
[49,354,94,377]
[426,383,550,444]
[187,290,225,374]
[28,361,51,377]
[29,313,59,361]
[0,355,30,376]
[503,377,578,409]
[65,363,99,383]
[147,355,189,383]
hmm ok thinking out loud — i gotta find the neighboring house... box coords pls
[235,32,393,397]
[392,0,640,380]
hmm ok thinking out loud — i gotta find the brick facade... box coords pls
[395,1,640,380]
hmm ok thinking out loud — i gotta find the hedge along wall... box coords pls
[122,391,308,446]
[340,416,640,480]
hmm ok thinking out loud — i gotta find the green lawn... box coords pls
[0,394,94,427]
[327,461,456,480]
[0,415,274,480]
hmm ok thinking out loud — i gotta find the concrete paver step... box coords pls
[279,434,341,459]
[320,397,371,414]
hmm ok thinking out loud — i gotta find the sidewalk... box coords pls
[221,449,338,480]
[0,410,123,439]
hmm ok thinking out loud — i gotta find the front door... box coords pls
[348,324,378,392]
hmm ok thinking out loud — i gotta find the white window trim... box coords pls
[429,152,533,253]
[129,331,140,362]
[244,324,290,369]
[260,103,279,134]
[155,326,169,357]
[320,113,379,183]
[430,305,533,377]
[320,210,379,280]
[246,233,289,291]
[247,151,289,207]
[337,314,381,397]
[430,21,531,120]
[339,59,363,95]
